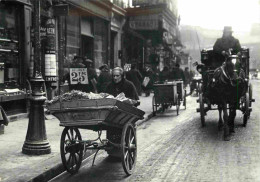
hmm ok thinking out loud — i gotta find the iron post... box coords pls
[22,0,51,155]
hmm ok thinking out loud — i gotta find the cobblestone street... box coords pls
[51,81,260,182]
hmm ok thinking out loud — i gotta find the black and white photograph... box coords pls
[0,0,259,181]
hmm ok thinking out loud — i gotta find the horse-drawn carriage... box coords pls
[152,80,186,116]
[196,47,254,140]
[47,97,145,175]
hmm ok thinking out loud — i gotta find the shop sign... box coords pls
[40,27,46,38]
[45,18,55,54]
[45,76,58,82]
[70,68,89,85]
[45,54,57,82]
[129,20,158,30]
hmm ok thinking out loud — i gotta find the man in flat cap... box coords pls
[213,26,241,55]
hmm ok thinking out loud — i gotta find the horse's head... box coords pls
[223,52,242,79]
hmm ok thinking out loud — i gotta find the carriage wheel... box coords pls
[176,94,180,115]
[249,83,253,107]
[152,96,156,116]
[121,122,137,176]
[60,127,83,174]
[199,94,205,127]
[183,90,187,109]
[243,93,250,127]
[198,83,202,94]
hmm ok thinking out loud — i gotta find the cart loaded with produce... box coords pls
[46,90,145,175]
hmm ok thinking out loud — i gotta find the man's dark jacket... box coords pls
[97,70,112,93]
[169,67,185,82]
[213,36,241,54]
[105,78,139,100]
[125,69,143,95]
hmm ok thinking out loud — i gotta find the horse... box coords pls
[208,52,246,141]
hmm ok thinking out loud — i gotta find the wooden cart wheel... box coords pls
[60,127,83,174]
[121,122,137,176]
[152,96,156,116]
[243,93,250,127]
[199,93,205,127]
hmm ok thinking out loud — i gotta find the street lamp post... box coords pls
[22,0,51,155]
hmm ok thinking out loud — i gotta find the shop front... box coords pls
[0,0,32,116]
[58,1,110,93]
[127,4,178,72]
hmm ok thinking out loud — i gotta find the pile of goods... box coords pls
[45,90,137,105]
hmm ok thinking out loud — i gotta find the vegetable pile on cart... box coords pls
[46,90,145,175]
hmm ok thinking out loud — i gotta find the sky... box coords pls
[178,0,260,32]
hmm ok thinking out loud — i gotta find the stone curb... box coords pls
[27,111,156,182]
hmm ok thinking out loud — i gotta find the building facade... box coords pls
[0,0,127,116]
[0,0,32,115]
[126,0,181,72]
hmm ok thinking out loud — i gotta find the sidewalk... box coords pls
[0,94,154,182]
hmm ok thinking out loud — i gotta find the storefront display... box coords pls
[0,3,29,115]
[0,5,20,89]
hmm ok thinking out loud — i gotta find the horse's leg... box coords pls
[218,105,223,131]
[222,103,231,141]
[229,103,237,133]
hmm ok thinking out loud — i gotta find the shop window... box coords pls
[0,5,20,89]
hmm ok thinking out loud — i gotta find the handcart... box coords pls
[152,81,186,116]
[47,98,145,176]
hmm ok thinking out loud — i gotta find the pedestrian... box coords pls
[142,66,155,97]
[105,67,140,156]
[106,67,139,102]
[184,67,191,87]
[159,66,170,83]
[169,63,185,82]
[125,64,143,96]
[83,57,98,93]
[97,64,112,93]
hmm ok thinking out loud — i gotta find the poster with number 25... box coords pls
[70,68,89,85]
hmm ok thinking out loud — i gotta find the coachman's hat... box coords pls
[223,26,233,32]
